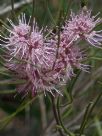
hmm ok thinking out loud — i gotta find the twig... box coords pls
[52,12,61,70]
[50,94,64,136]
[79,102,92,136]
[11,0,15,16]
[39,95,47,130]
[57,96,75,136]
[11,0,17,22]
[29,0,35,35]
[79,91,102,136]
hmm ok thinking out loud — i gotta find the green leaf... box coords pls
[0,96,37,129]
[0,79,25,85]
[0,90,16,94]
[91,57,102,61]
[0,71,11,77]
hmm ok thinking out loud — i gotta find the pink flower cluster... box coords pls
[0,9,102,96]
[64,10,102,48]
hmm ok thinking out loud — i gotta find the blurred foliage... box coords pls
[0,0,102,136]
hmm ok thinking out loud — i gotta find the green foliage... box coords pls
[0,0,102,136]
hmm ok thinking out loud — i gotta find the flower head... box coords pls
[0,12,90,97]
[48,29,89,84]
[65,9,102,48]
[1,14,63,96]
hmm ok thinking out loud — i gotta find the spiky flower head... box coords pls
[1,14,63,96]
[65,9,102,48]
[0,12,89,97]
[52,30,89,83]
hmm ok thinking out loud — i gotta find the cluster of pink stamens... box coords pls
[65,10,102,48]
[0,9,102,96]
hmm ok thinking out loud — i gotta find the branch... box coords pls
[39,95,47,130]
